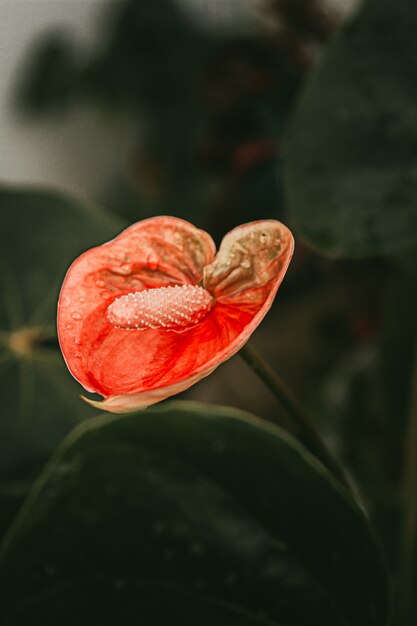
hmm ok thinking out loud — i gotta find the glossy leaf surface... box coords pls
[284,0,417,257]
[0,402,390,625]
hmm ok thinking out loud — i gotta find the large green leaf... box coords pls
[284,0,417,257]
[0,187,123,480]
[0,402,390,625]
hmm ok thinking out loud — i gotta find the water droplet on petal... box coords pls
[61,295,71,307]
[79,297,85,303]
[240,259,251,269]
[96,279,106,288]
[66,324,73,330]
[111,264,132,276]
[72,312,82,321]
[100,291,111,300]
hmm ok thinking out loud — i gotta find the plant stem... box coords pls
[400,339,417,625]
[240,342,353,493]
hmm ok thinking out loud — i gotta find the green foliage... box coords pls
[0,187,123,481]
[284,0,417,257]
[0,402,390,626]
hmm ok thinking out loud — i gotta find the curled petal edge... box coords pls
[81,367,217,414]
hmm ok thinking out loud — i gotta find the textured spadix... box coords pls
[107,285,213,330]
[58,217,294,412]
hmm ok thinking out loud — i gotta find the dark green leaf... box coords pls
[0,186,124,480]
[284,0,417,257]
[0,402,390,625]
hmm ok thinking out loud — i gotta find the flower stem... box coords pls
[239,342,353,493]
[400,338,417,624]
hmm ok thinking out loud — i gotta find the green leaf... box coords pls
[284,0,417,257]
[0,186,124,480]
[0,402,390,626]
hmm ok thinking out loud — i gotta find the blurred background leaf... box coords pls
[0,402,390,626]
[284,0,417,257]
[17,0,345,235]
[0,187,123,525]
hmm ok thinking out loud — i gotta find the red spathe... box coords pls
[58,217,294,412]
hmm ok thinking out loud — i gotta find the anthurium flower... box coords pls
[58,217,294,413]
